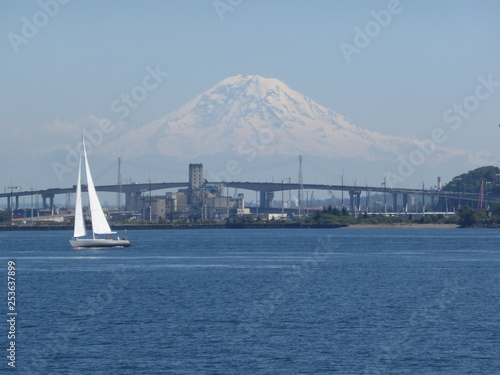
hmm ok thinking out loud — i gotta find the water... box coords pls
[0,228,499,374]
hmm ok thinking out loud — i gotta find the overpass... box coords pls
[0,182,188,212]
[0,181,483,213]
[223,182,481,213]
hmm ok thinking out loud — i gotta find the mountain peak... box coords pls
[203,74,295,104]
[217,74,281,87]
[220,73,284,84]
[103,75,440,163]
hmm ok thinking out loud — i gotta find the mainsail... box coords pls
[73,151,87,238]
[82,138,114,236]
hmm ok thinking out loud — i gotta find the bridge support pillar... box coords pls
[349,190,361,215]
[259,191,274,208]
[14,196,19,210]
[402,194,408,213]
[7,196,11,211]
[259,191,266,208]
[392,193,398,213]
[41,194,55,209]
[125,192,131,211]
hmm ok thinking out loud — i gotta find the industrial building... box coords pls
[137,164,248,221]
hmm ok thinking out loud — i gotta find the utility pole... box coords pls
[422,182,425,214]
[255,190,258,219]
[148,179,152,221]
[226,183,229,219]
[478,180,484,210]
[298,155,304,217]
[204,184,208,221]
[485,181,491,210]
[116,157,122,211]
[340,169,344,208]
[30,187,34,224]
[382,177,387,214]
[366,181,369,213]
[281,179,284,218]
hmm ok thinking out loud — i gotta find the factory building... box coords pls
[138,164,248,221]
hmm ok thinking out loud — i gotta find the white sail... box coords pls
[70,135,130,248]
[73,151,87,238]
[82,138,114,235]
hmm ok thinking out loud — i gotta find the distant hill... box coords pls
[443,166,500,195]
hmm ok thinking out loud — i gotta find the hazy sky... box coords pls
[1,0,500,191]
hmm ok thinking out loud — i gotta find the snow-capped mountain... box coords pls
[6,74,496,190]
[105,74,422,161]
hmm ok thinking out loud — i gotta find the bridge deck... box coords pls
[1,181,481,211]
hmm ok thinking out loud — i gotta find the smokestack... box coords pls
[437,177,442,191]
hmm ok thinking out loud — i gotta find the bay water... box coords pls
[1,228,499,374]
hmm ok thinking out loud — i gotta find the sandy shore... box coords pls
[343,223,459,229]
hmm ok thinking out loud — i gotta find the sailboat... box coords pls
[69,136,130,248]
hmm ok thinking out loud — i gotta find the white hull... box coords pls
[70,238,131,248]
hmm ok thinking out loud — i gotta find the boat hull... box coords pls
[70,238,131,248]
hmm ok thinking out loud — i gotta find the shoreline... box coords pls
[0,223,348,231]
[0,223,466,231]
[344,223,460,229]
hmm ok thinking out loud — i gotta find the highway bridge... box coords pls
[0,181,483,214]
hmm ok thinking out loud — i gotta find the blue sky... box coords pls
[1,0,500,190]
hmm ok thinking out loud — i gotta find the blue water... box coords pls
[0,228,499,374]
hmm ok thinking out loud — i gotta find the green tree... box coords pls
[0,210,11,223]
[457,205,475,227]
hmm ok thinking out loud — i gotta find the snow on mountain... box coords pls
[103,75,458,163]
